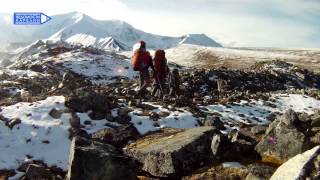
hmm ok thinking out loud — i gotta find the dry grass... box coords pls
[260,155,284,167]
[183,165,249,180]
[181,48,320,72]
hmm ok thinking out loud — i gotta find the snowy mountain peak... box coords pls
[70,12,87,23]
[179,34,222,47]
[1,12,222,51]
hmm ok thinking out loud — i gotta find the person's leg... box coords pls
[151,81,159,96]
[139,70,150,94]
[158,78,166,97]
[163,79,169,95]
[139,71,144,89]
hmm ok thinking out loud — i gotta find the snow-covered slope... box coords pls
[1,12,222,50]
[9,42,137,84]
[65,34,129,51]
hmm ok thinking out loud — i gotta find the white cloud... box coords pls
[0,0,129,19]
[3,15,11,24]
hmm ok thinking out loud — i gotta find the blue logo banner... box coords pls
[14,12,52,25]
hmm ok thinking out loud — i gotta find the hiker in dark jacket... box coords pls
[132,41,155,94]
[151,50,169,98]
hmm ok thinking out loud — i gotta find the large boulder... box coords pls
[67,137,138,180]
[270,146,320,180]
[124,127,217,178]
[255,110,312,163]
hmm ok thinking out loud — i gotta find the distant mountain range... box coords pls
[0,12,222,51]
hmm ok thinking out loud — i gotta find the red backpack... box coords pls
[132,50,150,71]
[154,50,167,78]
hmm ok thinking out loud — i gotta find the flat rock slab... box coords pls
[270,145,320,180]
[124,127,217,178]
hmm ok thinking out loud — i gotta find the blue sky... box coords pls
[1,0,319,47]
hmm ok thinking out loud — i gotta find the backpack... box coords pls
[154,50,167,78]
[132,50,150,71]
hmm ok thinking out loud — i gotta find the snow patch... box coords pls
[0,96,118,171]
[204,94,320,126]
[58,51,136,84]
[129,103,199,135]
[222,162,242,168]
[0,96,70,170]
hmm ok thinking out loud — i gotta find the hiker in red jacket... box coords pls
[151,49,169,98]
[132,41,155,94]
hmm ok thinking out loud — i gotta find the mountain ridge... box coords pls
[1,12,222,50]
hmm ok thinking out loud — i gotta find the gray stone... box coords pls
[311,116,320,127]
[211,130,260,163]
[67,137,138,180]
[49,108,63,119]
[203,116,225,130]
[69,113,80,129]
[245,164,277,180]
[124,127,217,178]
[114,108,132,124]
[25,164,55,180]
[158,111,170,118]
[310,132,320,144]
[217,79,229,94]
[68,128,90,139]
[88,111,106,120]
[251,125,267,135]
[7,118,21,129]
[92,124,140,147]
[65,90,112,113]
[211,134,225,160]
[118,108,130,117]
[266,112,278,122]
[280,109,299,126]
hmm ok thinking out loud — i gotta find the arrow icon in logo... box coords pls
[40,13,52,24]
